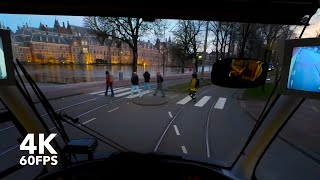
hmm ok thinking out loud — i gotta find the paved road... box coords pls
[1,81,320,179]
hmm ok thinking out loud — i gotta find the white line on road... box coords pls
[125,90,151,99]
[108,107,119,112]
[41,97,98,117]
[214,97,227,109]
[114,91,132,97]
[76,97,125,118]
[0,144,19,156]
[0,125,15,132]
[311,106,319,112]
[154,87,216,152]
[89,87,122,95]
[181,146,188,154]
[173,125,180,136]
[194,96,211,107]
[0,97,99,132]
[168,111,173,118]
[206,100,217,158]
[98,88,131,96]
[82,118,96,125]
[177,96,192,105]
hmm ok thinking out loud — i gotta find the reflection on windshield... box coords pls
[0,13,319,180]
[229,59,264,81]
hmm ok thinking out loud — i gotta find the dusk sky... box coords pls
[0,10,319,44]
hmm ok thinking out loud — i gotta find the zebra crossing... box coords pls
[88,87,227,109]
[177,95,227,109]
[88,86,153,98]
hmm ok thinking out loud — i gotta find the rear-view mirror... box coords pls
[211,58,268,88]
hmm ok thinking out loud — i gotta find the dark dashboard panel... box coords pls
[0,0,318,24]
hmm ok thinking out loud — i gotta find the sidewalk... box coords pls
[237,92,320,162]
[26,73,210,102]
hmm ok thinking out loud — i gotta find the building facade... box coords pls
[10,20,163,66]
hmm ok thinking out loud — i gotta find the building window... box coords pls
[60,46,62,50]
[73,48,75,52]
[42,45,44,50]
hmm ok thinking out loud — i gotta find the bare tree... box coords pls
[84,17,165,72]
[172,20,204,73]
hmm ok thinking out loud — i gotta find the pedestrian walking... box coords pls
[130,72,142,97]
[143,71,151,91]
[189,73,199,102]
[153,72,165,97]
[105,71,114,97]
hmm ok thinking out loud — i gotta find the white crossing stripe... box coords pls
[214,97,227,109]
[108,107,119,112]
[194,96,211,107]
[98,88,131,96]
[181,146,188,154]
[125,90,151,99]
[78,118,96,126]
[89,87,122,95]
[173,125,180,136]
[168,112,173,118]
[177,96,192,105]
[114,91,132,97]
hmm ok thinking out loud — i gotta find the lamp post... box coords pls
[201,21,209,80]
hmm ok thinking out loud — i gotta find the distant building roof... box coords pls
[31,34,69,45]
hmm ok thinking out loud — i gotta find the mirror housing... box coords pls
[211,58,268,88]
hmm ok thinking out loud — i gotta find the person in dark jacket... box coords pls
[130,72,142,97]
[153,72,165,97]
[105,71,114,97]
[143,71,151,91]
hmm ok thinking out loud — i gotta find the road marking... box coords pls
[168,111,173,118]
[89,87,122,95]
[0,125,15,132]
[206,99,217,158]
[311,106,319,112]
[173,125,180,136]
[154,87,216,152]
[177,96,192,105]
[0,144,19,156]
[108,107,119,112]
[41,97,98,117]
[78,118,96,126]
[194,96,211,107]
[125,90,151,99]
[114,91,132,97]
[181,146,188,154]
[214,97,227,109]
[98,88,131,96]
[76,97,125,118]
